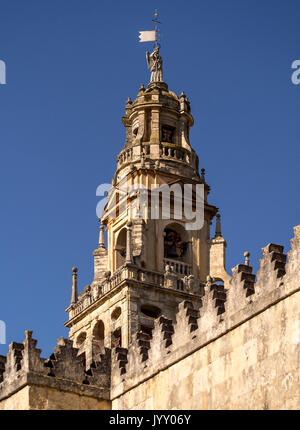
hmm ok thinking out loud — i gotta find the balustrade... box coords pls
[69,261,194,320]
[164,258,192,276]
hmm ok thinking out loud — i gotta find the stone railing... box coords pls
[68,265,139,319]
[68,263,197,320]
[160,144,195,168]
[116,144,199,173]
[117,147,133,168]
[163,258,192,276]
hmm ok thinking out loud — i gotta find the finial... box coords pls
[139,84,145,92]
[201,168,206,183]
[244,251,250,266]
[215,213,222,238]
[152,10,161,49]
[125,222,134,264]
[126,97,132,105]
[99,223,105,249]
[71,267,78,304]
[25,330,33,340]
[180,91,186,99]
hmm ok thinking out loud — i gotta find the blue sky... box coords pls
[0,0,299,357]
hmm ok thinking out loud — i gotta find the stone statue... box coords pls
[146,47,163,83]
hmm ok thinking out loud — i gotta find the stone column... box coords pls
[99,224,105,248]
[215,213,222,237]
[125,222,134,265]
[71,267,78,304]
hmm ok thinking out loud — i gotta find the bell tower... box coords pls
[65,47,230,367]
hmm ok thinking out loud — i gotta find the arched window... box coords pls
[115,228,127,269]
[111,306,121,321]
[76,332,87,361]
[161,125,175,143]
[141,304,161,319]
[93,320,105,352]
[164,224,188,260]
[139,305,161,339]
[76,331,87,348]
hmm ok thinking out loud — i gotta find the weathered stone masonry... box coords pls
[0,226,299,409]
[111,228,300,409]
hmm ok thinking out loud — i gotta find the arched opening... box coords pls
[111,306,121,321]
[115,228,127,269]
[76,332,87,365]
[161,125,175,143]
[141,304,161,319]
[93,320,104,340]
[92,320,105,352]
[164,223,189,260]
[139,304,161,339]
[76,331,87,348]
[163,223,191,275]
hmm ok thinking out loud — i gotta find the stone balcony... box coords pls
[116,142,199,175]
[66,263,202,322]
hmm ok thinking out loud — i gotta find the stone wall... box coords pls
[1,226,299,410]
[0,385,110,410]
[112,292,299,409]
[111,227,300,410]
[0,332,110,410]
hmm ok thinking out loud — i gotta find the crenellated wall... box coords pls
[110,226,300,409]
[1,226,299,410]
[0,331,111,410]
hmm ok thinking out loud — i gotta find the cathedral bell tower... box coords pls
[65,47,230,367]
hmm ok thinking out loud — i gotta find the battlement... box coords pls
[110,225,300,402]
[1,225,299,409]
[0,331,110,409]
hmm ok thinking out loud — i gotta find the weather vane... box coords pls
[152,9,161,49]
[138,11,163,83]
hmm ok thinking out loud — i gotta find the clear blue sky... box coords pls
[0,0,299,357]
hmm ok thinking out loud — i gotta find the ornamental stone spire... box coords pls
[215,213,222,238]
[99,224,105,249]
[71,267,78,304]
